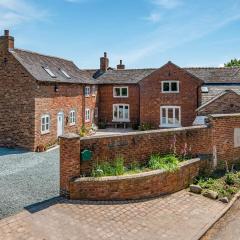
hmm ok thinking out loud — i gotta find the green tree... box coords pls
[224,59,240,67]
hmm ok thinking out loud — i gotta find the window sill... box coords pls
[85,120,90,123]
[41,131,50,135]
[69,123,76,126]
[112,119,130,123]
[159,125,181,128]
[113,96,129,98]
[161,91,179,94]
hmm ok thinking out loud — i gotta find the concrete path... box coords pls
[0,190,226,240]
[201,198,240,240]
[0,147,59,219]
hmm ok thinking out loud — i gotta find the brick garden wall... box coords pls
[70,158,205,200]
[80,125,212,175]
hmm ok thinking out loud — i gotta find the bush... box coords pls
[148,154,180,172]
[80,125,87,137]
[225,173,235,185]
[98,121,107,129]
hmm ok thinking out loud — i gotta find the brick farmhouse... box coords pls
[1,30,240,151]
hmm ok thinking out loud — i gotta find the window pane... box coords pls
[168,109,174,124]
[163,82,170,92]
[162,108,167,124]
[114,88,120,96]
[121,88,128,96]
[42,118,45,125]
[119,106,123,119]
[175,108,180,124]
[113,106,118,119]
[124,106,129,119]
[42,125,45,132]
[171,82,178,92]
[46,117,49,124]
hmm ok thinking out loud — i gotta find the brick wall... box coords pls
[0,50,36,150]
[70,158,205,200]
[98,84,140,125]
[34,82,83,150]
[198,91,240,116]
[80,125,212,175]
[139,62,202,128]
[210,114,240,168]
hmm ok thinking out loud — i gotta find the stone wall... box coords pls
[70,158,205,200]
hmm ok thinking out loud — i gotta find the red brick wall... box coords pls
[34,82,83,150]
[80,126,212,175]
[210,114,240,168]
[139,62,202,128]
[0,50,36,150]
[83,85,98,128]
[98,84,140,125]
[70,158,205,200]
[198,92,240,116]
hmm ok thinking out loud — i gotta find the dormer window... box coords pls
[43,67,56,78]
[60,69,71,79]
[162,81,179,93]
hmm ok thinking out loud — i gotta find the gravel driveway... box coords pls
[0,147,59,219]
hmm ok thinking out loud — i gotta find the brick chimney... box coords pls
[117,60,125,70]
[100,52,109,71]
[0,30,14,51]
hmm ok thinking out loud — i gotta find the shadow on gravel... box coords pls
[25,196,63,214]
[0,147,29,156]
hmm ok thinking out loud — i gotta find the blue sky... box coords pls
[1,0,240,69]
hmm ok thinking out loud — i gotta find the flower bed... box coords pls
[69,158,205,200]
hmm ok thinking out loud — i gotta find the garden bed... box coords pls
[69,158,205,200]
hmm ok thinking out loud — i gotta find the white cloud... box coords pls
[145,12,162,23]
[0,0,47,28]
[152,0,182,9]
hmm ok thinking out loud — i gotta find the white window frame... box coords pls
[85,108,91,122]
[60,69,71,79]
[161,81,179,93]
[160,106,181,128]
[85,86,91,97]
[43,67,56,78]
[69,110,76,126]
[92,85,97,96]
[113,86,128,98]
[41,114,50,134]
[112,104,130,122]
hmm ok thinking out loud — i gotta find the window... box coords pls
[201,86,209,93]
[43,67,56,78]
[41,114,50,134]
[94,107,98,118]
[162,81,179,93]
[85,86,91,97]
[69,110,76,126]
[60,69,71,79]
[92,85,97,96]
[160,106,181,128]
[113,104,130,122]
[85,108,91,122]
[113,87,128,98]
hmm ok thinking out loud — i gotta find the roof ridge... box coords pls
[185,67,240,69]
[13,48,73,63]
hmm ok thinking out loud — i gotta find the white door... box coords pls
[57,112,64,137]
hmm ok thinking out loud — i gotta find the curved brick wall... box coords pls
[69,158,204,200]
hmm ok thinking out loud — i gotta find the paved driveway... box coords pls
[0,190,226,240]
[0,147,59,219]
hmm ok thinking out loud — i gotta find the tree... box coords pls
[224,59,240,67]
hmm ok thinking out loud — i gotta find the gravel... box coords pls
[0,147,59,219]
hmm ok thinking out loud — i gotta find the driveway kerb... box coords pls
[195,191,240,240]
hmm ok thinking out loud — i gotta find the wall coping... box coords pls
[209,113,240,118]
[81,125,208,140]
[59,133,80,139]
[73,158,200,182]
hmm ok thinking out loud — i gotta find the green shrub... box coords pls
[225,173,235,185]
[80,125,87,137]
[148,154,180,172]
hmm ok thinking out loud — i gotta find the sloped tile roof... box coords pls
[184,67,240,84]
[10,49,95,84]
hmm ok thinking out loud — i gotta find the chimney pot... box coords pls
[104,52,107,58]
[4,30,9,36]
